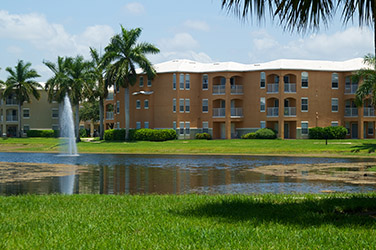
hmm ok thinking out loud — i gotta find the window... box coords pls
[331,98,338,112]
[173,98,176,113]
[52,109,59,119]
[173,121,177,130]
[144,121,149,129]
[301,122,308,135]
[116,122,120,129]
[179,122,184,135]
[301,98,308,112]
[23,109,30,118]
[52,124,59,131]
[332,73,338,89]
[179,99,184,112]
[202,74,208,90]
[185,122,190,135]
[116,101,120,114]
[147,79,152,87]
[203,121,209,133]
[368,122,374,135]
[173,73,176,90]
[331,121,339,127]
[301,72,308,88]
[144,99,149,109]
[139,76,144,87]
[345,122,350,135]
[23,125,30,133]
[202,99,208,113]
[116,83,120,93]
[260,97,265,112]
[185,99,190,113]
[260,121,266,129]
[136,100,141,109]
[274,75,280,84]
[260,72,266,88]
[136,122,141,129]
[179,74,184,90]
[185,74,190,90]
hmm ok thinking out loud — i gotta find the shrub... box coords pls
[309,126,347,139]
[241,132,256,139]
[195,133,212,140]
[104,129,126,141]
[255,128,276,139]
[79,128,88,137]
[133,129,177,141]
[27,130,56,138]
[309,127,325,139]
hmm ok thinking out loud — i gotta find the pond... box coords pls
[0,152,375,195]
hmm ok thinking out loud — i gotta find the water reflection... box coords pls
[0,153,375,195]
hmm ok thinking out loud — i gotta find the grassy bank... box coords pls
[2,137,376,157]
[1,194,376,249]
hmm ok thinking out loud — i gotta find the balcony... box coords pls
[231,108,243,117]
[212,85,225,95]
[213,108,225,118]
[284,83,296,93]
[106,111,114,120]
[267,107,279,117]
[231,85,243,95]
[284,107,296,117]
[106,92,114,100]
[345,84,358,94]
[345,107,358,117]
[6,99,18,105]
[6,115,18,122]
[267,84,279,93]
[364,107,375,117]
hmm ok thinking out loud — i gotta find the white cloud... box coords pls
[183,20,210,31]
[124,2,145,15]
[0,10,115,58]
[6,45,22,54]
[248,27,373,62]
[159,33,199,51]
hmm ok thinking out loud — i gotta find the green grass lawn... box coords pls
[2,137,376,157]
[1,193,376,249]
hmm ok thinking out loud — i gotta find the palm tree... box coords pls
[89,47,110,140]
[3,60,41,137]
[221,0,376,55]
[355,54,376,107]
[104,26,160,140]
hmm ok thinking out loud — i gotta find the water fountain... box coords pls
[60,93,78,156]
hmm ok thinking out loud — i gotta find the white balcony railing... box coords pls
[212,85,226,95]
[231,85,243,94]
[106,111,114,120]
[364,107,375,117]
[213,108,225,117]
[267,107,279,117]
[6,99,18,105]
[284,107,296,117]
[6,115,18,122]
[267,83,279,93]
[231,108,243,117]
[345,107,358,117]
[106,92,114,100]
[284,83,296,93]
[345,84,358,94]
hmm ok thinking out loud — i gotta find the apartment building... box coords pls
[0,89,60,137]
[104,58,371,139]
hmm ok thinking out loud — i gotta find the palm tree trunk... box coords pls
[18,103,22,138]
[99,97,104,140]
[75,104,81,142]
[125,87,130,140]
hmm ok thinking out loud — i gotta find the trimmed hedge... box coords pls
[255,128,277,139]
[195,133,212,140]
[309,126,347,139]
[241,132,256,139]
[27,130,58,138]
[104,128,176,141]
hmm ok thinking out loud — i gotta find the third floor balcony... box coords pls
[284,83,296,93]
[267,83,279,94]
[345,107,358,117]
[212,85,225,95]
[230,85,243,95]
[364,107,375,117]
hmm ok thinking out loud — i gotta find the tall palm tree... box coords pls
[3,60,41,137]
[104,26,160,140]
[355,54,376,106]
[221,0,376,55]
[89,47,110,140]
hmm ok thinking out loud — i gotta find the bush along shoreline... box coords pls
[104,128,177,141]
[242,128,277,139]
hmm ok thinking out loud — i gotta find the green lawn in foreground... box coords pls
[1,194,375,249]
[1,137,376,157]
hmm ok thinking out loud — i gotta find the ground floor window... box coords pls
[331,121,338,127]
[301,121,308,135]
[260,121,266,129]
[203,121,208,133]
[179,122,184,135]
[136,122,141,129]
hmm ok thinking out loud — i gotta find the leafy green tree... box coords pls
[89,47,110,140]
[221,0,376,55]
[80,101,99,122]
[104,26,160,140]
[3,60,41,137]
[355,54,376,106]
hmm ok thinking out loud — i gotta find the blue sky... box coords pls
[0,0,373,81]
